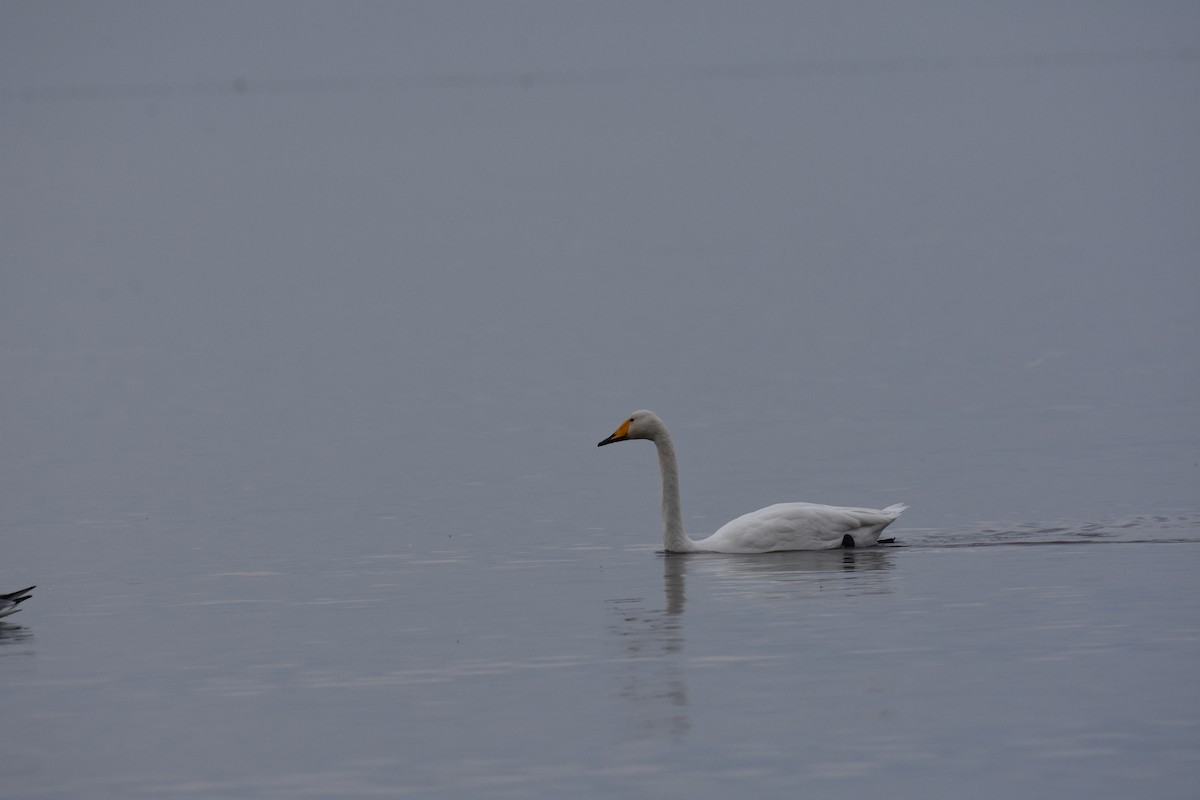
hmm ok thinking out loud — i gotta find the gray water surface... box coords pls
[3,524,1198,799]
[3,3,1198,798]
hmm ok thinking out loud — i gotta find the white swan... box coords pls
[598,410,906,553]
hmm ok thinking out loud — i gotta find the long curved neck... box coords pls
[653,428,695,553]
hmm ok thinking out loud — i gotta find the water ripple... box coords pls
[893,513,1200,548]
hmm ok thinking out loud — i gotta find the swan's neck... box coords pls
[653,429,695,553]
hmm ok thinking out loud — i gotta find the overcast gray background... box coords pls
[3,3,1198,528]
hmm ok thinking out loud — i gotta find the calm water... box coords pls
[2,4,1198,798]
[3,521,1198,799]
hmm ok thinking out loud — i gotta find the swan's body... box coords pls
[598,410,906,553]
[0,586,34,619]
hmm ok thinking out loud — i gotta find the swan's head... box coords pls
[597,409,662,447]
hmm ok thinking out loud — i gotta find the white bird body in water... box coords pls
[598,410,907,553]
[0,586,35,619]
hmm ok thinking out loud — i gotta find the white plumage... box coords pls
[598,410,906,553]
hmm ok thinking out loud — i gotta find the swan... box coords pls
[597,410,906,553]
[0,586,34,619]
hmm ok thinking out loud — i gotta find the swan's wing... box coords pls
[701,503,904,553]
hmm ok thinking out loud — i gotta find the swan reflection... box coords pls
[607,548,896,743]
[605,557,689,741]
[688,548,896,597]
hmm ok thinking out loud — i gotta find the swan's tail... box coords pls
[883,503,908,517]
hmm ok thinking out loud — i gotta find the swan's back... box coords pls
[697,502,907,553]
